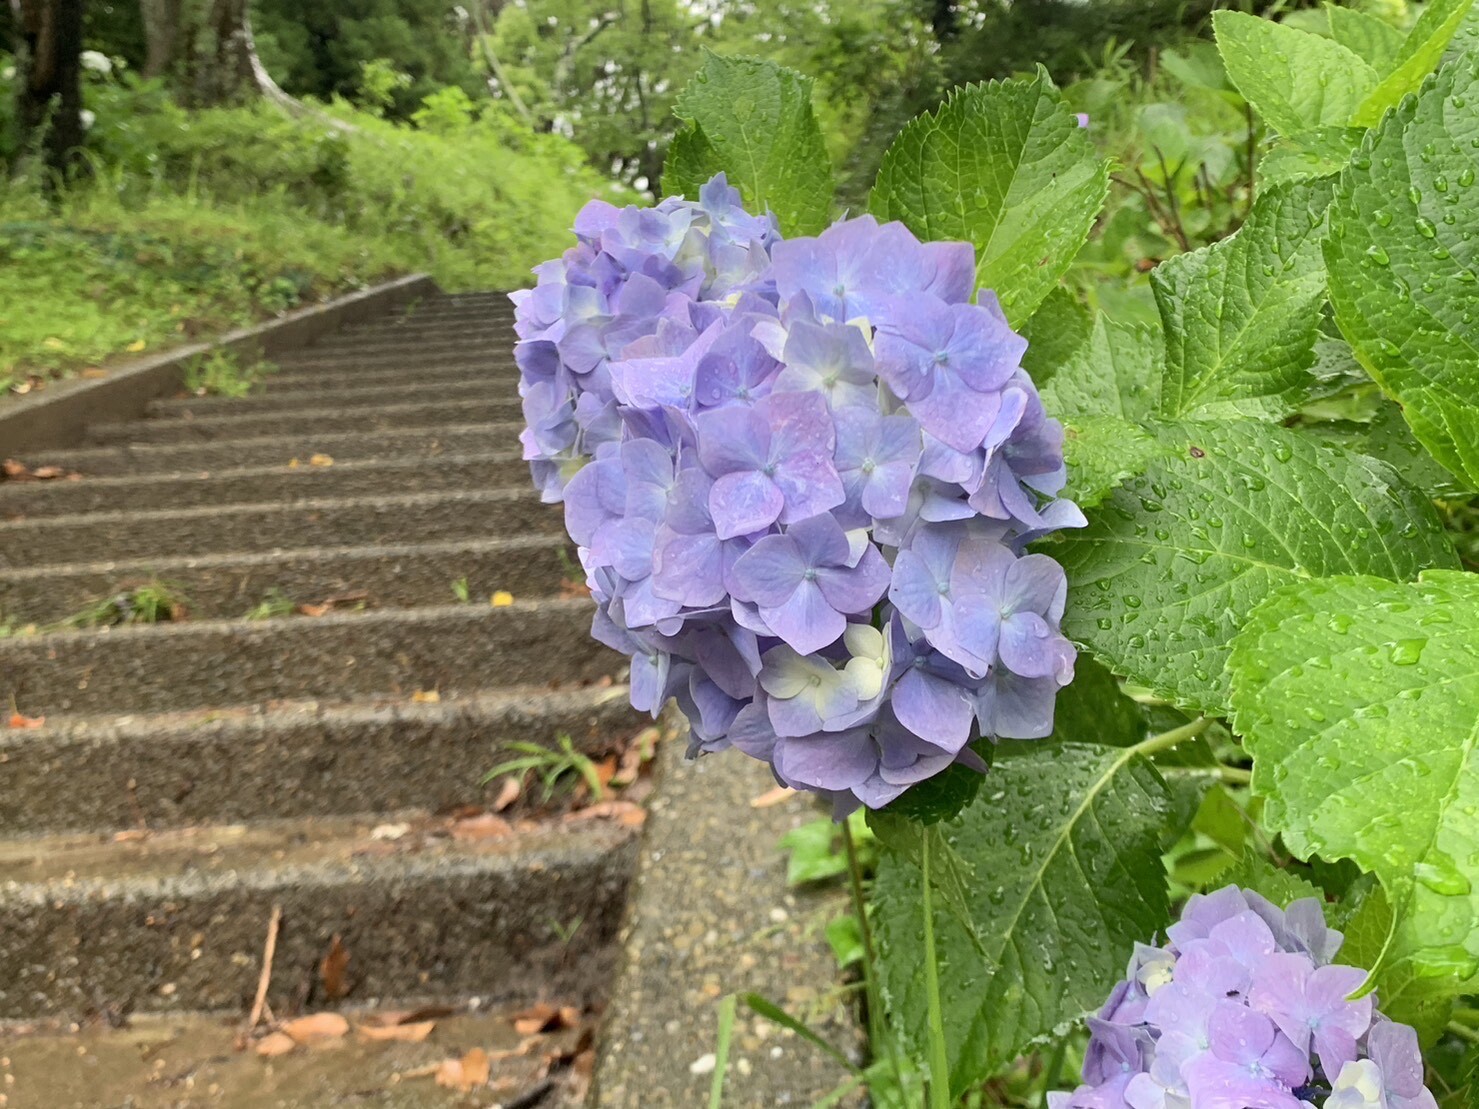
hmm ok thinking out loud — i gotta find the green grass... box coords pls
[482,733,606,803]
[0,75,624,393]
[181,350,277,397]
[65,583,188,628]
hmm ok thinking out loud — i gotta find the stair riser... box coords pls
[271,348,512,372]
[24,424,522,476]
[0,691,640,833]
[86,399,523,445]
[309,327,515,350]
[0,602,615,715]
[150,378,507,417]
[0,454,530,519]
[0,535,576,624]
[0,491,556,568]
[0,831,637,1017]
[263,364,502,394]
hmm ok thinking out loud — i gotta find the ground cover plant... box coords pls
[515,12,1479,1106]
[0,57,618,391]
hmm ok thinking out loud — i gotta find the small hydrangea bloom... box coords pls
[1049,885,1439,1109]
[513,176,1083,811]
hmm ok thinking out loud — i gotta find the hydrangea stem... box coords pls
[842,818,888,1059]
[1132,716,1210,759]
[921,832,953,1109]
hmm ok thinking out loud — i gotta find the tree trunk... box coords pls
[138,0,181,78]
[8,0,87,182]
[181,0,264,106]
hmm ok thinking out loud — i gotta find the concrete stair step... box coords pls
[270,347,512,373]
[0,533,573,625]
[85,397,522,445]
[263,362,501,394]
[307,328,513,353]
[149,378,506,417]
[0,685,641,833]
[0,810,638,1017]
[21,422,519,476]
[0,599,615,716]
[0,451,529,519]
[0,488,554,567]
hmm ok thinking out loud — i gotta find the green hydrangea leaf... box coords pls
[873,741,1176,1095]
[1307,403,1470,498]
[1257,128,1366,188]
[1230,571,1479,986]
[1021,287,1093,391]
[1324,56,1479,492]
[1213,11,1379,136]
[669,53,834,236]
[1351,0,1477,128]
[1152,180,1333,420]
[1221,851,1326,910]
[1057,420,1457,714]
[1060,415,1172,510]
[1326,5,1406,71]
[1337,882,1461,1045]
[663,124,725,199]
[868,70,1109,326]
[1043,312,1162,422]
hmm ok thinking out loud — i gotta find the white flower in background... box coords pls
[80,50,113,74]
[2,66,15,81]
[80,109,96,130]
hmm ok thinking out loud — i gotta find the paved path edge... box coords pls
[0,273,439,454]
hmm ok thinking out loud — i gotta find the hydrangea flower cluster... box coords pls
[511,175,1084,814]
[1050,885,1438,1109]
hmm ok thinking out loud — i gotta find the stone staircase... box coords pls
[0,290,858,1106]
[0,292,647,1020]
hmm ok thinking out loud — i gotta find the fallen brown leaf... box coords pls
[7,712,44,730]
[411,689,441,704]
[320,935,351,1001]
[365,1004,456,1027]
[451,813,513,840]
[594,755,618,791]
[435,1047,491,1092]
[255,1031,298,1057]
[750,786,796,808]
[296,602,331,617]
[512,1002,559,1036]
[281,1012,350,1045]
[564,801,646,827]
[358,1020,435,1043]
[492,776,521,812]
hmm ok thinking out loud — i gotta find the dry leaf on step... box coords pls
[563,801,646,827]
[750,786,795,808]
[281,1012,350,1046]
[255,1031,298,1058]
[435,1047,491,1091]
[492,777,521,812]
[320,935,351,1001]
[7,713,44,730]
[451,813,512,840]
[358,1020,435,1043]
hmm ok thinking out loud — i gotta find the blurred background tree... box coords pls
[1,0,1397,389]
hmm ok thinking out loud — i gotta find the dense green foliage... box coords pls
[646,5,1479,1105]
[0,58,616,388]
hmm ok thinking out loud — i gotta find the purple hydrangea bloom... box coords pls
[513,179,1084,810]
[1050,886,1438,1109]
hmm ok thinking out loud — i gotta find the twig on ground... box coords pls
[244,904,283,1035]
